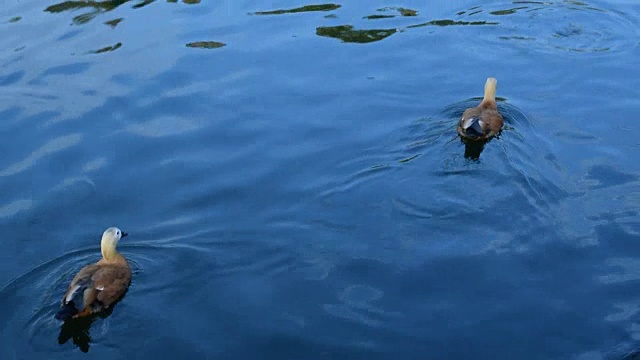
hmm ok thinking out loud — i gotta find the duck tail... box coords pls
[481,77,498,105]
[55,302,78,321]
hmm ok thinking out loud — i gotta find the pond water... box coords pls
[1,0,640,359]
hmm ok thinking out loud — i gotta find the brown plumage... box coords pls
[55,227,131,321]
[457,77,504,141]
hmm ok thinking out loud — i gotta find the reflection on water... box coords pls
[489,6,529,15]
[186,41,226,49]
[104,18,123,27]
[461,138,489,160]
[55,281,130,353]
[58,317,93,353]
[44,0,131,25]
[91,42,122,54]
[250,2,500,44]
[317,18,496,43]
[57,305,119,353]
[44,0,200,25]
[395,8,417,17]
[323,5,496,43]
[131,0,154,9]
[251,4,341,16]
[364,7,418,19]
[30,0,640,52]
[407,19,498,28]
[316,25,397,44]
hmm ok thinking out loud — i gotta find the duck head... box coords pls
[100,227,127,260]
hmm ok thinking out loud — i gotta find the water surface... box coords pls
[1,0,640,359]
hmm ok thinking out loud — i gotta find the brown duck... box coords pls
[55,227,130,321]
[457,77,504,141]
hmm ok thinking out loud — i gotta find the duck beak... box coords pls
[121,231,128,238]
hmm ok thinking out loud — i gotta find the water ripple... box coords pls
[0,199,33,219]
[323,284,391,329]
[459,0,640,55]
[125,116,204,138]
[0,133,82,177]
[0,238,211,356]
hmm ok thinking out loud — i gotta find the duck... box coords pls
[55,227,131,321]
[457,77,504,141]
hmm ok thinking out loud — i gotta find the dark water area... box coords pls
[1,0,640,359]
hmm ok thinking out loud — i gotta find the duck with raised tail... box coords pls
[55,227,131,321]
[457,77,504,141]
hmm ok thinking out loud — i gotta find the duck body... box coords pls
[457,77,504,141]
[55,227,130,321]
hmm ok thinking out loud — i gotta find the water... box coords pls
[0,0,639,358]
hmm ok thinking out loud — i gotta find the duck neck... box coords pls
[482,77,497,103]
[101,240,119,262]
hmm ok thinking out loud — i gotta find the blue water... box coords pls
[1,0,640,359]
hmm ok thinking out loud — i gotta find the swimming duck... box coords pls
[457,77,504,141]
[55,227,130,321]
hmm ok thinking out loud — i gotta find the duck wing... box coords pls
[482,109,504,136]
[57,264,130,320]
[92,264,131,307]
[459,107,481,126]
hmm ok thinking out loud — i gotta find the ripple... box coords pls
[605,302,640,322]
[250,4,341,16]
[323,303,384,327]
[0,70,25,86]
[299,255,336,280]
[596,258,640,284]
[211,240,298,278]
[316,93,564,258]
[0,249,103,356]
[384,96,570,255]
[50,176,97,193]
[323,284,393,329]
[458,0,640,55]
[338,284,384,304]
[125,116,203,138]
[0,238,210,355]
[553,129,599,143]
[585,164,638,190]
[81,157,108,172]
[320,163,394,198]
[0,199,33,219]
[0,133,83,177]
[41,62,91,78]
[391,196,433,220]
